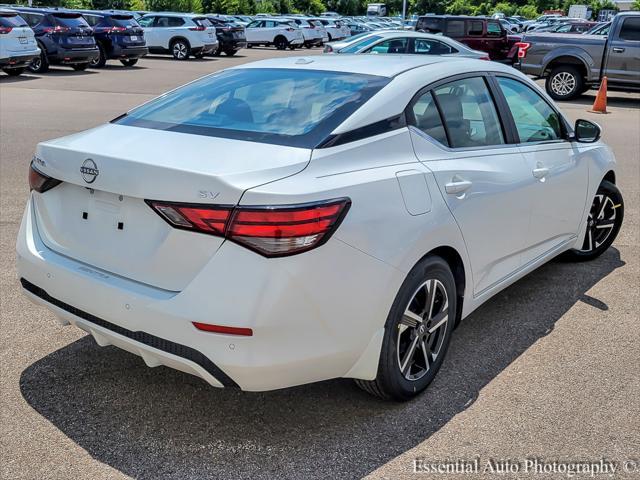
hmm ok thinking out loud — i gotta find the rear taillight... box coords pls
[146,198,351,257]
[515,42,531,59]
[29,162,62,193]
[42,25,70,33]
[0,26,12,34]
[189,26,206,31]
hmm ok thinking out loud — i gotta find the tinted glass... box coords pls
[487,21,502,36]
[117,68,390,148]
[413,39,455,54]
[20,12,43,27]
[620,17,640,41]
[53,13,89,28]
[111,15,139,27]
[446,20,465,37]
[368,37,408,54]
[137,16,154,27]
[247,20,261,28]
[340,34,382,53]
[416,17,443,33]
[0,13,28,27]
[192,17,210,27]
[468,20,483,35]
[410,91,448,146]
[497,77,562,143]
[433,77,504,148]
[167,17,184,27]
[82,14,101,27]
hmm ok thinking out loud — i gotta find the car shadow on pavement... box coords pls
[569,93,640,109]
[19,248,624,480]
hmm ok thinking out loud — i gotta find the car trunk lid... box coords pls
[32,123,311,291]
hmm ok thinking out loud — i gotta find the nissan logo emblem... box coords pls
[80,159,99,184]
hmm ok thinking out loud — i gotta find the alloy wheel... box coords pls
[173,42,187,59]
[550,72,576,97]
[579,193,618,253]
[397,279,449,381]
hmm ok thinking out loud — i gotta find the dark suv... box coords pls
[416,15,516,62]
[78,10,147,67]
[14,7,98,72]
[205,16,246,56]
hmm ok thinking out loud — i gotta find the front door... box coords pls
[604,16,640,87]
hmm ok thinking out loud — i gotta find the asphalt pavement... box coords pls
[1,50,639,480]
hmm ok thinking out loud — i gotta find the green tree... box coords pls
[445,0,474,15]
[517,4,539,18]
[633,0,640,9]
[255,0,276,12]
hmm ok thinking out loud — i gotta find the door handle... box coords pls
[532,167,549,179]
[445,177,472,195]
[612,47,625,53]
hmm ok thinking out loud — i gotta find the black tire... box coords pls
[274,36,288,50]
[224,49,237,56]
[72,63,89,71]
[561,180,623,262]
[327,33,332,42]
[546,66,584,101]
[171,39,190,60]
[246,43,252,48]
[90,44,107,68]
[120,58,138,67]
[28,49,49,73]
[213,45,222,56]
[2,67,25,76]
[305,44,312,49]
[355,256,457,401]
[193,51,205,59]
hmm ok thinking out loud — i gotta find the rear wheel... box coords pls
[562,180,623,262]
[224,49,237,56]
[193,51,205,59]
[546,66,584,101]
[120,58,138,67]
[274,36,288,50]
[355,256,456,401]
[90,44,107,68]
[28,50,49,73]
[171,39,190,60]
[2,67,25,76]
[72,63,89,71]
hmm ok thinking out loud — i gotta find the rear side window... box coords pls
[117,68,390,148]
[167,17,184,27]
[192,17,211,27]
[19,12,43,27]
[0,13,28,27]
[416,17,443,33]
[368,37,408,54]
[413,39,455,54]
[619,17,640,41]
[497,77,562,143]
[467,20,483,36]
[487,21,502,37]
[433,77,505,148]
[445,20,465,37]
[410,91,448,146]
[52,13,89,28]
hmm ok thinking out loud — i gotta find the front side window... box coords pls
[433,77,504,148]
[137,16,154,27]
[368,37,408,54]
[410,91,448,146]
[619,17,640,41]
[497,77,562,143]
[487,21,502,37]
[247,20,262,28]
[413,39,455,54]
[116,68,389,148]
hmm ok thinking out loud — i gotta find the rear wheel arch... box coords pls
[603,170,616,185]
[170,36,191,49]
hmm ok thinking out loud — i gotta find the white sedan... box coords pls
[18,55,623,400]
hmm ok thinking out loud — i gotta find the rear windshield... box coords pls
[116,68,389,148]
[53,13,89,27]
[193,17,211,27]
[0,13,28,28]
[110,15,138,27]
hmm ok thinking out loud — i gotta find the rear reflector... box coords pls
[192,322,253,336]
[146,198,350,257]
[29,162,62,193]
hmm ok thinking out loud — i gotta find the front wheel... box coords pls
[274,36,288,50]
[546,66,584,101]
[120,58,138,67]
[562,180,624,262]
[355,256,456,401]
[2,67,25,76]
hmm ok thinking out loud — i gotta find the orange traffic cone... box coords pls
[589,76,609,114]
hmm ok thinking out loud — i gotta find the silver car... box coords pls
[324,31,489,59]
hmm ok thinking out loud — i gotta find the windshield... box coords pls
[116,68,390,148]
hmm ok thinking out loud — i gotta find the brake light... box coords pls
[0,26,12,34]
[29,162,62,193]
[193,322,253,336]
[43,25,70,33]
[515,42,531,59]
[189,25,206,31]
[108,26,127,33]
[146,198,351,257]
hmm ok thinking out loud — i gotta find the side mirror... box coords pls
[573,119,602,143]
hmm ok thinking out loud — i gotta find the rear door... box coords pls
[485,19,508,60]
[465,19,486,53]
[408,75,533,296]
[604,16,640,87]
[495,75,589,262]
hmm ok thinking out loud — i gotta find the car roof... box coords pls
[230,54,475,78]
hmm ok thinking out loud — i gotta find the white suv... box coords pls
[245,18,303,50]
[137,13,217,60]
[309,18,350,41]
[0,9,40,76]
[284,18,324,48]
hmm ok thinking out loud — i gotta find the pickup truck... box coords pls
[516,11,640,100]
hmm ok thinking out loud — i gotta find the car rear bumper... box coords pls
[218,38,246,50]
[17,195,399,391]
[304,38,323,47]
[0,51,40,68]
[111,45,149,59]
[50,47,99,64]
